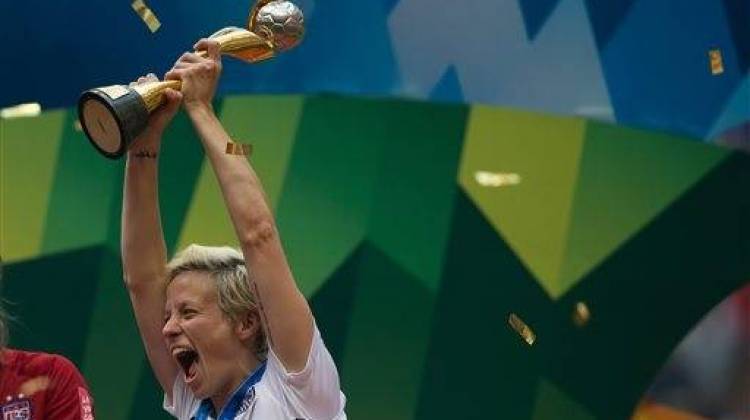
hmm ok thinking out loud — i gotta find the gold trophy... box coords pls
[78,0,304,159]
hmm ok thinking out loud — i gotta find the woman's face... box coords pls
[162,271,251,400]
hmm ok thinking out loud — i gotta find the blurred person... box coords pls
[0,257,95,419]
[645,284,750,419]
[121,39,346,419]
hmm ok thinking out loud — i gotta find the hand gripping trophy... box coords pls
[78,0,304,159]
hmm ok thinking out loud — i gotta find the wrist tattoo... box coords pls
[133,150,158,159]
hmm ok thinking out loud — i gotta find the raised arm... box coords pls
[121,76,183,395]
[166,41,313,372]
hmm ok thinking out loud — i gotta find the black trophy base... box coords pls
[78,85,149,159]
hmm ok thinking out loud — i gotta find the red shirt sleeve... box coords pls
[44,356,95,420]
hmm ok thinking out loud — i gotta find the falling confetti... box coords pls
[0,103,41,119]
[708,49,724,75]
[572,301,591,327]
[508,313,536,346]
[131,0,161,33]
[475,171,521,187]
[225,142,253,156]
[19,376,50,397]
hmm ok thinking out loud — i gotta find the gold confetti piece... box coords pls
[131,0,161,33]
[0,103,41,119]
[572,301,591,327]
[73,120,83,132]
[709,49,724,75]
[19,376,50,397]
[475,171,521,187]
[508,313,536,346]
[225,142,253,156]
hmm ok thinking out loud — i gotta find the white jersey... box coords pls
[164,326,347,420]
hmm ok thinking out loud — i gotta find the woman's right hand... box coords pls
[129,73,183,156]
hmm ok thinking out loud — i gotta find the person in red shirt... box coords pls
[0,257,95,419]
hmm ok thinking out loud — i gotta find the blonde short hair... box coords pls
[165,244,267,358]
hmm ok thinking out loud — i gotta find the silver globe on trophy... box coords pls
[78,0,304,159]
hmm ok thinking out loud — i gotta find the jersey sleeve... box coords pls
[265,323,345,419]
[44,356,95,420]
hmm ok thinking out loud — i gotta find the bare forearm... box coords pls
[186,105,274,238]
[186,104,314,370]
[122,154,168,284]
[121,152,179,393]
[116,79,182,395]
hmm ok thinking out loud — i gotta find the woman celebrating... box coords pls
[120,39,347,419]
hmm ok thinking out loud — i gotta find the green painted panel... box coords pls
[341,244,435,420]
[309,245,363,370]
[459,106,586,299]
[0,111,65,262]
[41,111,120,255]
[368,99,467,292]
[416,191,544,420]
[78,167,140,420]
[159,104,223,255]
[548,154,750,418]
[531,379,595,420]
[175,159,238,250]
[3,246,101,365]
[219,95,303,210]
[275,96,383,297]
[560,122,729,293]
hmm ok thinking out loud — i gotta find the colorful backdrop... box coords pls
[1,94,748,418]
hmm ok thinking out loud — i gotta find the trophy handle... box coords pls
[130,80,182,112]
[132,29,275,112]
[204,28,276,63]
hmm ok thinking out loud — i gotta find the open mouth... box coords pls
[174,349,199,383]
